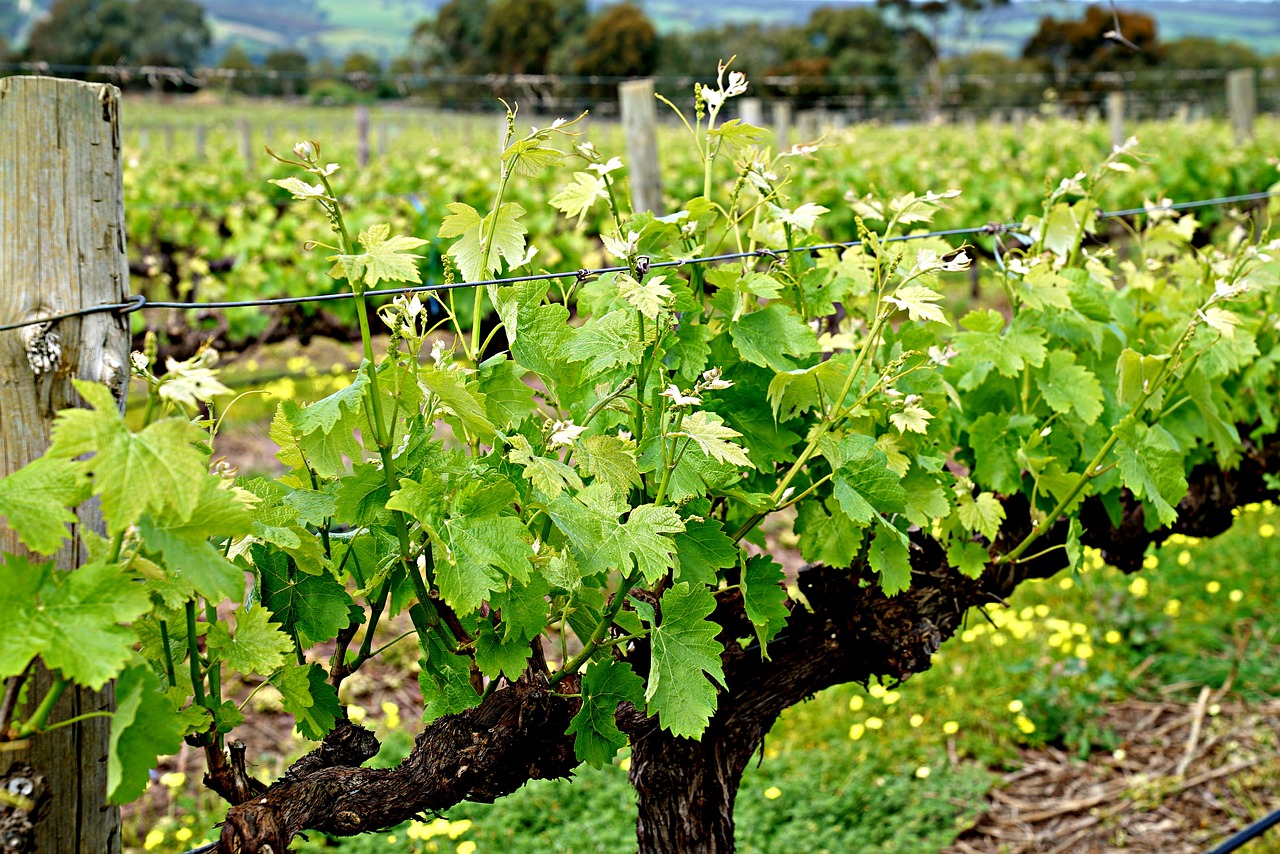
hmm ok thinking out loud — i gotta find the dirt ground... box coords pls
[949,695,1280,854]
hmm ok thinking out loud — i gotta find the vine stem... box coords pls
[14,678,67,739]
[998,314,1200,565]
[732,312,889,543]
[548,571,640,686]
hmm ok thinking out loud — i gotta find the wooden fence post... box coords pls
[738,97,763,127]
[239,117,253,165]
[194,124,206,159]
[1107,90,1126,149]
[619,79,663,214]
[356,105,370,167]
[1227,69,1256,144]
[0,75,131,854]
[771,101,792,150]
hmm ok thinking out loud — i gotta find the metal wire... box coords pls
[1202,806,1280,854]
[1,190,1275,336]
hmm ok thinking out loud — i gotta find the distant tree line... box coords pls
[3,0,1277,110]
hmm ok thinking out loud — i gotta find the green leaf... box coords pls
[741,555,789,656]
[437,514,533,612]
[579,434,643,495]
[868,526,912,596]
[957,491,1005,542]
[328,223,428,289]
[1115,422,1187,528]
[50,382,207,535]
[207,606,294,676]
[566,310,645,373]
[0,455,90,555]
[729,305,820,372]
[0,556,151,690]
[490,574,551,642]
[558,501,685,585]
[257,544,353,646]
[794,498,864,566]
[138,478,252,602]
[642,582,725,739]
[108,664,186,804]
[954,311,1047,386]
[287,367,370,438]
[946,540,988,579]
[567,660,645,768]
[673,517,739,586]
[968,413,1035,495]
[549,172,607,224]
[617,273,673,320]
[474,621,531,681]
[1037,351,1104,425]
[507,435,582,500]
[832,448,907,526]
[418,628,480,723]
[439,201,527,282]
[418,368,497,444]
[273,663,340,740]
[1116,348,1169,412]
[502,137,564,177]
[674,411,754,469]
[884,284,949,325]
[478,355,537,429]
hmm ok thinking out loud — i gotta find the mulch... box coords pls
[948,693,1280,853]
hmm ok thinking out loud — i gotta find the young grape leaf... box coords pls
[832,448,907,526]
[567,660,645,768]
[549,172,607,224]
[439,201,528,282]
[0,454,90,555]
[617,274,673,320]
[0,556,151,689]
[641,582,725,739]
[565,310,645,373]
[273,663,341,740]
[578,434,643,496]
[729,304,820,372]
[946,539,989,580]
[1115,421,1187,527]
[418,627,480,724]
[474,620,531,680]
[206,605,294,676]
[328,223,428,290]
[553,500,685,584]
[108,664,186,804]
[673,517,739,586]
[436,514,534,612]
[956,491,1006,542]
[884,284,949,325]
[868,525,912,596]
[138,477,253,602]
[257,545,353,646]
[741,554,789,656]
[1036,351,1104,425]
[477,355,537,429]
[674,411,754,469]
[418,368,497,444]
[507,435,583,499]
[794,498,864,567]
[49,381,207,535]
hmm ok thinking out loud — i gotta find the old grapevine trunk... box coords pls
[218,432,1280,853]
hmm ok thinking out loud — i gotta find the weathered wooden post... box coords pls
[1107,90,1126,149]
[771,101,792,150]
[356,104,370,167]
[1226,69,1256,144]
[238,117,253,165]
[0,75,132,854]
[619,79,663,214]
[738,97,763,127]
[194,123,206,159]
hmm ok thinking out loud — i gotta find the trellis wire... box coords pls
[0,189,1276,336]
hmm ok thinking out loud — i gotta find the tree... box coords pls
[217,43,258,95]
[1022,3,1161,100]
[24,0,210,77]
[262,48,310,97]
[481,0,588,75]
[570,3,658,79]
[416,0,491,74]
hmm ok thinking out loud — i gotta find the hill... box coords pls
[4,0,1279,62]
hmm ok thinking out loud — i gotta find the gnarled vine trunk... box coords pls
[217,432,1280,854]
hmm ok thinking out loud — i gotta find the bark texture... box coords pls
[218,432,1280,853]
